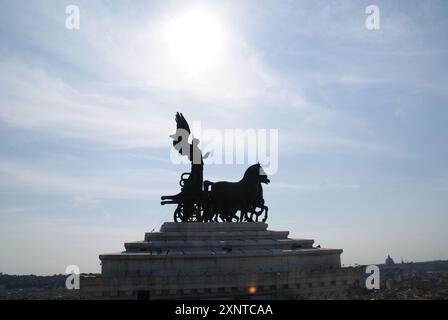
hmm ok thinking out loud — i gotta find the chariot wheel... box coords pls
[173,204,188,222]
[173,202,202,222]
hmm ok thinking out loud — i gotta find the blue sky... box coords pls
[0,0,447,274]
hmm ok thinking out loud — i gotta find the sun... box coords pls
[162,10,225,74]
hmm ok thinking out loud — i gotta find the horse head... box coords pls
[243,163,270,185]
[258,163,270,184]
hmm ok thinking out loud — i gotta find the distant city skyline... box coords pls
[0,0,447,275]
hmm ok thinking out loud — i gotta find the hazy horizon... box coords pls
[1,0,447,275]
[3,256,447,277]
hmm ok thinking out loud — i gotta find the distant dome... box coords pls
[385,254,395,266]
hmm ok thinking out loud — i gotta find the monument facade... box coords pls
[81,113,362,299]
[82,222,361,299]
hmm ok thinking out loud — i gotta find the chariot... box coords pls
[161,113,269,223]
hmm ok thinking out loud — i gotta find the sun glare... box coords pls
[162,10,225,74]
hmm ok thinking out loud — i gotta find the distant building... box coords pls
[385,254,395,266]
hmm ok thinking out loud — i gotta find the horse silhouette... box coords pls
[204,163,270,222]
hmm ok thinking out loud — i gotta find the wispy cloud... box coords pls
[0,1,411,161]
[0,59,173,148]
[271,181,360,192]
[0,207,32,215]
[0,161,177,199]
[0,1,447,274]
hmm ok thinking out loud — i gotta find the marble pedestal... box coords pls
[81,222,361,299]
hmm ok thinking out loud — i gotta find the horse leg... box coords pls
[226,208,237,222]
[239,209,247,222]
[232,208,241,222]
[250,207,261,222]
[262,205,268,222]
[250,209,258,222]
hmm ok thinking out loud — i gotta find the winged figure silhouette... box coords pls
[170,112,209,164]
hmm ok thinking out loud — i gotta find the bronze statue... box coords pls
[161,113,269,222]
[169,112,210,194]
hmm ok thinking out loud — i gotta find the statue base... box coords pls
[81,222,361,299]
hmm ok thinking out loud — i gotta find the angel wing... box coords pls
[170,112,192,156]
[175,112,190,134]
